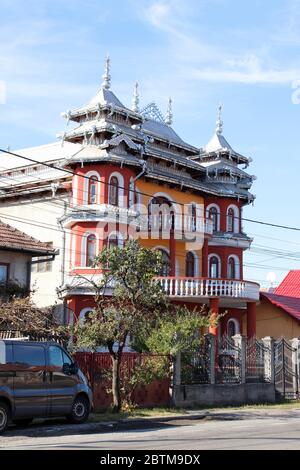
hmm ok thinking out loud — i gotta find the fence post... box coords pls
[291,338,300,398]
[173,351,181,387]
[205,333,216,385]
[262,336,275,383]
[233,334,246,384]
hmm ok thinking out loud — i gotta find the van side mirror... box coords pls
[70,362,79,375]
[63,362,79,375]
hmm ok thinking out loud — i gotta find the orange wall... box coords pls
[137,180,204,276]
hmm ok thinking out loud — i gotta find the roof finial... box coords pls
[216,103,223,135]
[132,81,139,112]
[165,97,173,126]
[102,54,111,90]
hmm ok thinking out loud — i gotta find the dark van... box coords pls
[0,340,93,434]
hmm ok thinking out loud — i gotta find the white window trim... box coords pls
[79,307,94,325]
[206,204,221,231]
[107,231,124,248]
[227,254,240,279]
[227,318,240,336]
[81,231,99,267]
[109,172,124,208]
[82,171,101,205]
[226,204,240,233]
[208,253,221,279]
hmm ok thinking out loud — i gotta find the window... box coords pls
[209,256,220,278]
[88,175,98,204]
[0,342,12,365]
[185,252,195,277]
[188,204,197,232]
[157,249,170,276]
[148,196,173,234]
[227,319,239,337]
[208,207,219,232]
[31,243,53,273]
[227,208,235,232]
[86,234,96,267]
[13,345,46,367]
[227,257,236,279]
[0,264,8,284]
[109,176,119,206]
[79,308,94,325]
[107,234,119,250]
[128,179,136,208]
[49,346,64,368]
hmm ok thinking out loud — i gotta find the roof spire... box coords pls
[101,54,111,90]
[165,97,173,126]
[216,103,223,135]
[132,81,139,112]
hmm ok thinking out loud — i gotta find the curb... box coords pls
[5,411,209,438]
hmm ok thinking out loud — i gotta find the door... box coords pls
[47,345,79,415]
[12,343,49,418]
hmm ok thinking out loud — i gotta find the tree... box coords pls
[74,240,218,411]
[74,240,170,412]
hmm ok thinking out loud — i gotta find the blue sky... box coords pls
[1,0,300,287]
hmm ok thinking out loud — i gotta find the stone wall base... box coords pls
[173,383,276,407]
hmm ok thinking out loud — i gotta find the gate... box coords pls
[215,335,241,384]
[246,337,271,383]
[274,339,299,400]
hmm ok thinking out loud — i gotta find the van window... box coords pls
[49,346,63,367]
[13,344,46,367]
[62,351,73,366]
[0,342,12,364]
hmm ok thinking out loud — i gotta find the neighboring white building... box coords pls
[0,220,57,295]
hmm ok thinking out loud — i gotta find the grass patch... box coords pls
[89,407,188,423]
[89,401,300,422]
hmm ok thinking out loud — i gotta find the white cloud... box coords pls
[137,0,300,86]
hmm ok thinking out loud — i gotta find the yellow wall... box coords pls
[136,180,204,277]
[253,297,300,339]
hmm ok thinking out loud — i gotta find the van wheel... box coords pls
[12,418,33,427]
[67,396,90,424]
[0,402,10,434]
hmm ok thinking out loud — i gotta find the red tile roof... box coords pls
[261,292,300,322]
[0,220,56,255]
[274,270,300,298]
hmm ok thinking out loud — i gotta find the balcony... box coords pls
[157,277,260,307]
[60,204,140,228]
[60,204,214,238]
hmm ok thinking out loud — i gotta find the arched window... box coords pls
[157,249,170,277]
[208,207,219,232]
[107,233,119,250]
[86,234,96,267]
[187,204,197,232]
[148,196,173,235]
[227,256,236,279]
[88,175,98,205]
[209,255,220,278]
[227,207,235,232]
[109,176,119,206]
[79,308,94,325]
[128,179,136,208]
[227,318,239,337]
[185,252,195,277]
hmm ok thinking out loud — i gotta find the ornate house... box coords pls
[0,57,259,337]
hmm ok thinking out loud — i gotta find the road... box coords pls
[1,408,300,450]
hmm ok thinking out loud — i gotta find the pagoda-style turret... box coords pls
[198,105,256,203]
